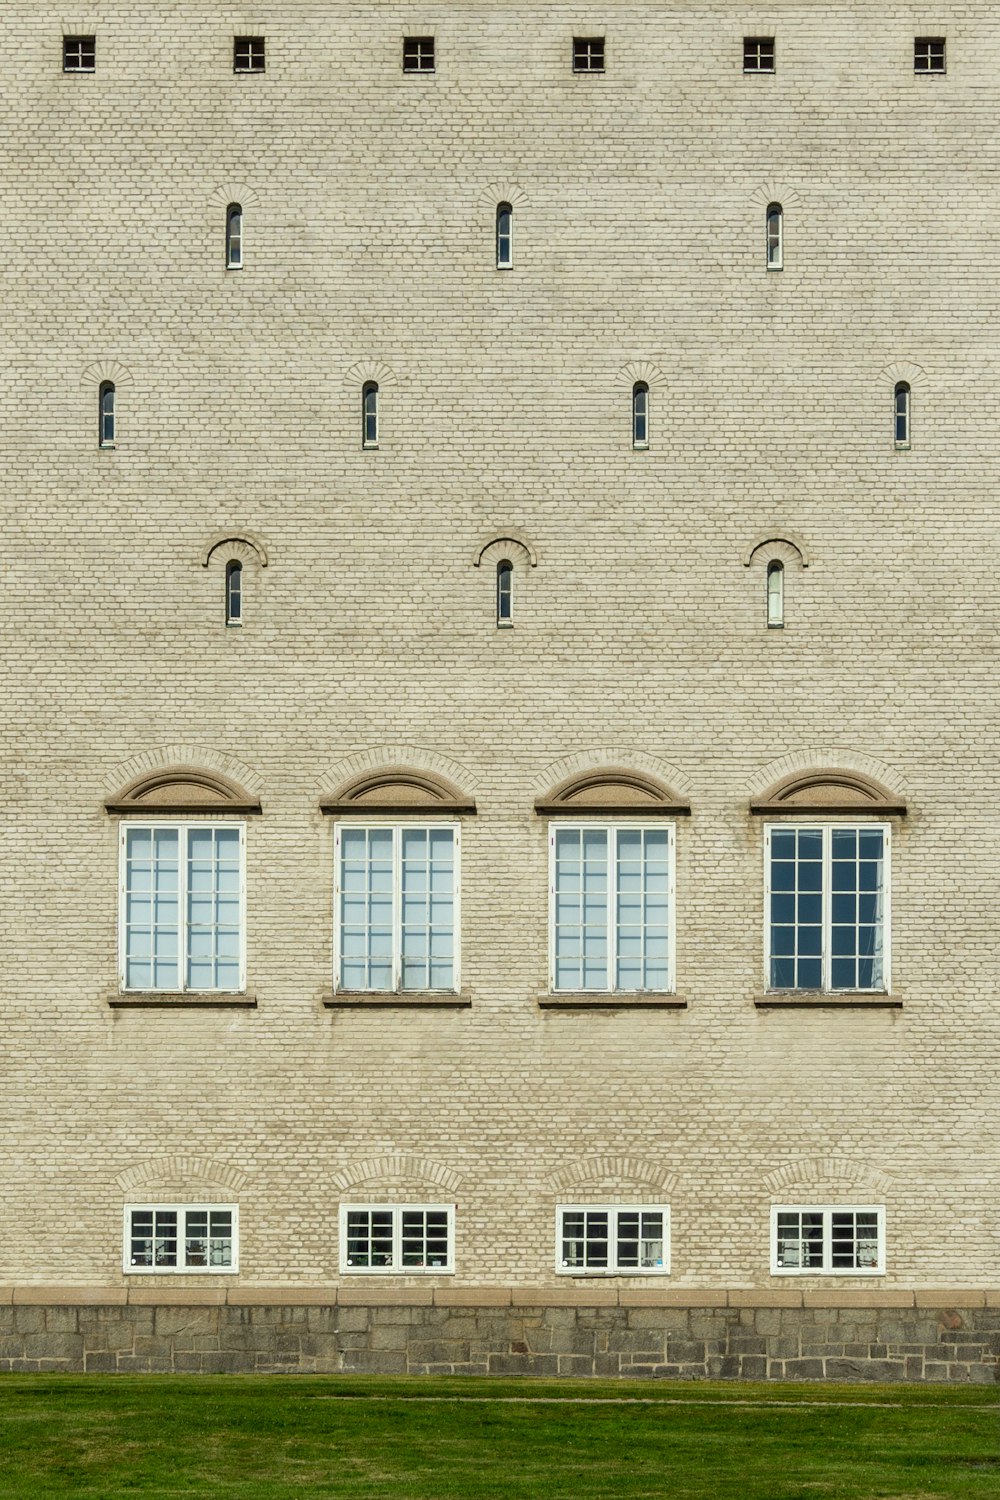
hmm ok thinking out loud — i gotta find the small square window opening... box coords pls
[403,36,435,73]
[63,35,96,72]
[573,37,605,72]
[743,36,774,72]
[234,36,265,73]
[914,37,945,73]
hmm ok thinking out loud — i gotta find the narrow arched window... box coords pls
[632,382,649,449]
[496,561,513,627]
[362,383,379,449]
[98,382,115,447]
[496,203,512,269]
[225,561,242,625]
[894,382,910,448]
[766,203,783,270]
[226,203,243,269]
[767,561,784,629]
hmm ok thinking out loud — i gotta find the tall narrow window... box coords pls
[496,561,513,628]
[226,204,243,269]
[225,562,242,626]
[894,382,910,448]
[632,382,649,449]
[767,562,784,629]
[766,203,783,270]
[496,203,513,269]
[99,382,116,447]
[766,824,888,992]
[336,824,458,992]
[362,383,379,449]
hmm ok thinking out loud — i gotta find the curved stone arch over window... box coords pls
[763,1157,894,1198]
[320,766,476,816]
[331,1154,463,1196]
[537,749,692,809]
[317,745,479,806]
[345,359,397,391]
[81,358,134,391]
[209,183,260,212]
[748,182,802,214]
[749,769,907,817]
[106,765,262,815]
[104,745,263,805]
[116,1155,249,1195]
[472,529,538,569]
[614,359,666,393]
[746,750,906,807]
[202,531,269,569]
[81,360,133,445]
[742,531,809,570]
[546,1156,677,1197]
[877,360,927,395]
[535,766,690,817]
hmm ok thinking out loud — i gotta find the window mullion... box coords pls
[607,828,616,991]
[822,1208,832,1272]
[821,827,832,991]
[392,825,402,992]
[179,826,189,993]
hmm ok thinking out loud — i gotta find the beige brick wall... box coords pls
[1,3,998,1297]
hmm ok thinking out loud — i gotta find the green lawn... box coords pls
[0,1377,997,1499]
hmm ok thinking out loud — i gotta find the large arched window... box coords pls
[225,561,242,626]
[894,382,910,448]
[99,382,116,447]
[766,202,783,270]
[496,560,513,627]
[362,382,379,449]
[632,382,649,449]
[496,202,513,269]
[767,561,784,629]
[226,203,243,269]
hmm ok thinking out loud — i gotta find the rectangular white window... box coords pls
[557,1206,670,1275]
[336,823,458,992]
[120,823,245,992]
[550,824,674,992]
[340,1204,454,1273]
[124,1204,238,1273]
[766,824,888,992]
[772,1205,884,1275]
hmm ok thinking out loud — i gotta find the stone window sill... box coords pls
[107,992,257,1009]
[754,992,902,1009]
[323,991,471,1009]
[539,993,687,1009]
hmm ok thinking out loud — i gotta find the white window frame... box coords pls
[766,560,784,628]
[894,382,910,449]
[771,1204,885,1276]
[743,36,775,73]
[63,35,96,72]
[556,1204,671,1276]
[123,1203,239,1274]
[226,203,243,269]
[334,820,461,993]
[496,202,513,269]
[764,822,890,993]
[548,821,676,993]
[914,36,945,74]
[766,203,783,271]
[362,382,379,449]
[118,821,247,993]
[339,1204,455,1274]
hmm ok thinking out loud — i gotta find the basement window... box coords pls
[558,1206,670,1274]
[772,1206,884,1274]
[125,1205,238,1272]
[341,1205,454,1272]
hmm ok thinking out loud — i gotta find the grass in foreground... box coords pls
[0,1376,997,1499]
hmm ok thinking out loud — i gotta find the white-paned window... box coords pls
[124,1205,238,1273]
[767,560,784,628]
[336,823,458,991]
[340,1205,454,1273]
[99,382,116,447]
[496,560,513,627]
[894,382,910,448]
[226,203,243,268]
[743,36,774,72]
[557,1206,670,1275]
[120,823,245,992]
[772,1205,884,1275]
[496,203,513,268]
[225,560,242,625]
[766,203,783,270]
[362,382,379,448]
[550,824,674,992]
[766,824,889,992]
[914,37,945,73]
[63,35,95,71]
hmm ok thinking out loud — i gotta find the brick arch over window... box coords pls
[746,751,906,808]
[535,766,690,816]
[208,182,260,210]
[344,359,397,389]
[331,1154,463,1195]
[614,359,666,391]
[477,180,529,210]
[877,359,928,392]
[742,531,809,569]
[317,746,478,804]
[537,749,692,807]
[81,358,134,390]
[115,1155,249,1195]
[106,765,262,815]
[202,531,268,569]
[105,746,263,803]
[321,767,476,815]
[472,529,538,568]
[749,769,906,816]
[748,182,802,211]
[763,1157,894,1197]
[546,1156,677,1196]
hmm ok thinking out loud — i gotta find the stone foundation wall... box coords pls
[1,1291,998,1381]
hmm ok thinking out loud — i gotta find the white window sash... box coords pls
[334,821,460,992]
[555,1204,671,1276]
[339,1203,455,1274]
[548,822,675,993]
[118,821,247,993]
[770,1204,885,1276]
[123,1204,239,1274]
[764,823,890,993]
